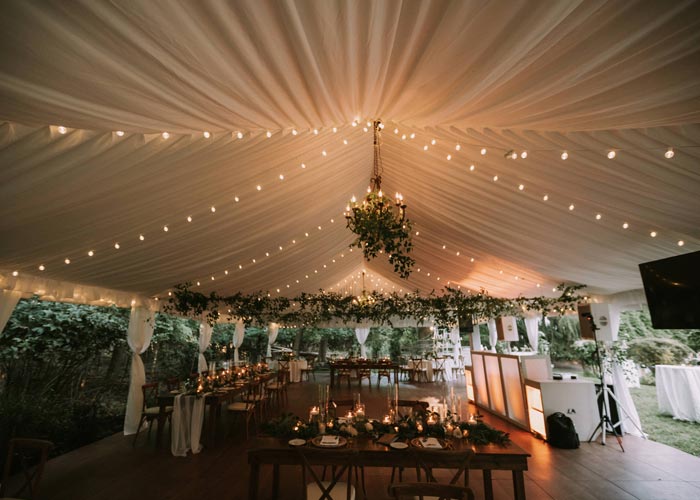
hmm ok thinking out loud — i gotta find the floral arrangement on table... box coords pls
[260,411,510,445]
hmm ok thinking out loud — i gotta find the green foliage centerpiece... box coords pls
[345,120,414,279]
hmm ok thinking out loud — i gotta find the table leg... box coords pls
[483,470,494,500]
[156,402,167,448]
[513,470,526,500]
[330,367,335,388]
[248,461,259,500]
[272,464,280,498]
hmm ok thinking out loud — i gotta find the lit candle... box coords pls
[416,423,424,433]
[382,415,391,424]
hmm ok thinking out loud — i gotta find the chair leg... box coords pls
[132,415,146,447]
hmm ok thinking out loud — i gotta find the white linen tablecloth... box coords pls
[408,360,434,381]
[171,393,206,457]
[656,365,700,422]
[289,359,308,383]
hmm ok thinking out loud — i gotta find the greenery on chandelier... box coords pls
[345,119,415,278]
[166,282,587,327]
[346,190,414,278]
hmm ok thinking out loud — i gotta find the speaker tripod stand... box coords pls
[581,313,644,452]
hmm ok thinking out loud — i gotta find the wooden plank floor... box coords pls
[37,371,700,500]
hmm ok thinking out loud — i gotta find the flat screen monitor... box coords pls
[639,251,700,329]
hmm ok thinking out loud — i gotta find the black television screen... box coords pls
[639,250,700,329]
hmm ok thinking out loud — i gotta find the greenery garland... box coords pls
[259,413,510,445]
[166,283,586,327]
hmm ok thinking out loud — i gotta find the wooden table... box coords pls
[157,372,276,447]
[247,436,530,500]
[329,361,399,388]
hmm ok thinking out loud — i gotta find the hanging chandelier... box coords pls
[345,120,415,279]
[352,271,376,306]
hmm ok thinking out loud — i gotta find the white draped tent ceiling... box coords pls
[1,0,700,308]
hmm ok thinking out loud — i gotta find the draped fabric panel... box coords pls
[471,324,482,352]
[197,322,213,373]
[0,289,21,334]
[233,319,245,364]
[123,306,155,435]
[267,322,279,358]
[448,326,461,362]
[524,316,541,352]
[0,0,699,303]
[355,327,370,359]
[487,319,498,350]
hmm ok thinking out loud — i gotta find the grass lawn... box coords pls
[630,384,700,457]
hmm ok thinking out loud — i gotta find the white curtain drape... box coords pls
[524,316,540,352]
[266,322,279,358]
[487,319,497,350]
[604,303,644,437]
[123,306,155,435]
[471,324,482,351]
[0,290,22,334]
[197,322,213,373]
[233,319,245,364]
[611,361,644,437]
[355,327,370,358]
[449,326,461,362]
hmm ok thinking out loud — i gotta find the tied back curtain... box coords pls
[123,306,155,435]
[487,319,498,350]
[266,322,279,358]
[197,322,213,373]
[233,319,245,364]
[449,326,461,362]
[355,327,370,358]
[471,324,482,351]
[0,290,22,333]
[524,316,541,352]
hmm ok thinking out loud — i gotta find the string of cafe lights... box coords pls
[8,120,377,284]
[8,119,694,285]
[386,126,694,250]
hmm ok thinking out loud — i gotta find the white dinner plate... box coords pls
[288,438,306,446]
[390,442,408,450]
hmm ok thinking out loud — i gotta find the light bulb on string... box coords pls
[665,148,675,159]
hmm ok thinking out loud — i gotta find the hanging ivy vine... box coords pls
[166,283,587,327]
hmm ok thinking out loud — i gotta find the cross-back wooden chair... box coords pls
[277,359,291,384]
[387,482,474,500]
[266,369,288,408]
[376,359,392,387]
[411,357,429,383]
[297,447,358,500]
[227,378,257,439]
[335,361,353,388]
[392,400,430,419]
[432,357,447,383]
[165,377,180,392]
[133,382,173,447]
[412,448,475,489]
[0,438,53,500]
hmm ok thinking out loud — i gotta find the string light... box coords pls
[236,131,243,139]
[114,243,120,249]
[561,151,568,160]
[161,132,170,139]
[163,225,168,232]
[665,148,675,159]
[520,151,528,159]
[622,222,629,229]
[139,234,145,240]
[88,250,94,257]
[518,184,525,191]
[12,271,18,277]
[203,131,211,139]
[469,164,475,171]
[678,240,685,246]
[39,265,45,271]
[543,195,549,201]
[57,126,67,134]
[568,204,575,211]
[480,148,487,155]
[650,231,657,238]
[607,150,616,159]
[64,258,70,264]
[187,216,192,222]
[211,206,216,213]
[115,130,125,137]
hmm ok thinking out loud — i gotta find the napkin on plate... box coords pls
[421,437,442,449]
[320,435,340,446]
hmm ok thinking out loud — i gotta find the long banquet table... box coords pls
[329,360,399,387]
[247,436,530,500]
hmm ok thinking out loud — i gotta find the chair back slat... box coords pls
[412,448,474,487]
[297,447,357,500]
[0,438,53,499]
